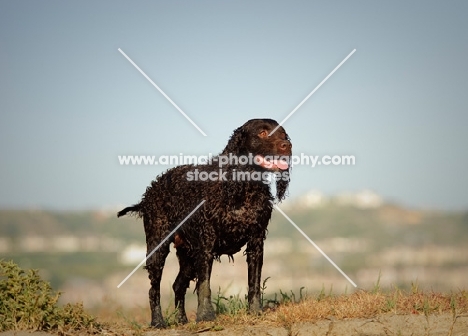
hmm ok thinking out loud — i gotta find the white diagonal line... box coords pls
[118,48,207,137]
[273,203,357,288]
[117,200,206,288]
[269,48,356,136]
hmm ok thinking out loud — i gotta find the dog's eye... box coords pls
[258,130,268,138]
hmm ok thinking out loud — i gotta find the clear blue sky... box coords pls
[1,1,467,210]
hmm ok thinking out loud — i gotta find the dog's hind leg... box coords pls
[146,243,170,328]
[172,247,195,324]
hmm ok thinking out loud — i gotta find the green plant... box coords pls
[372,270,382,294]
[212,286,247,316]
[0,259,97,332]
[385,297,396,312]
[411,280,420,294]
[213,286,227,314]
[317,284,326,301]
[299,286,307,301]
[260,276,270,306]
[450,293,457,318]
[164,304,179,326]
[279,289,292,303]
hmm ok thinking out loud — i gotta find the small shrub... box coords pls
[0,259,98,332]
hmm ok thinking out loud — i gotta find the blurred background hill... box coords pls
[1,190,467,311]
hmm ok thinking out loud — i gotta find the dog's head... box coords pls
[222,119,292,200]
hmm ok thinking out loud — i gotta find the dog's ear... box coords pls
[222,126,247,155]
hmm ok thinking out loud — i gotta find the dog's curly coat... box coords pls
[118,119,292,327]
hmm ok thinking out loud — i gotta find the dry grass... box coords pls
[93,286,468,334]
[208,289,467,330]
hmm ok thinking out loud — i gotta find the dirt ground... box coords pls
[2,313,467,336]
[148,314,468,335]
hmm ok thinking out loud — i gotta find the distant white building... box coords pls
[80,236,101,251]
[21,236,47,252]
[120,244,147,265]
[335,189,383,209]
[298,190,328,208]
[15,235,125,253]
[53,236,80,252]
[294,189,383,209]
[354,190,383,208]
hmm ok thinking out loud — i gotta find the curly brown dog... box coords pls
[118,119,292,327]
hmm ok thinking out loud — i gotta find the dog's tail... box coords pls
[117,204,141,217]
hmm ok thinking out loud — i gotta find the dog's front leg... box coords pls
[246,237,264,314]
[195,252,216,322]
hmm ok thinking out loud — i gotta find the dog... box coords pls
[118,118,292,327]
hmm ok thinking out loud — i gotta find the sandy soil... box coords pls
[1,313,467,336]
[148,313,468,336]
